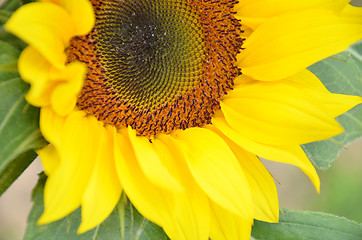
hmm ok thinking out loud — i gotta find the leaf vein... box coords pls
[279,222,361,237]
[0,91,24,135]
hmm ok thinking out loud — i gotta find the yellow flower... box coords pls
[5,0,362,239]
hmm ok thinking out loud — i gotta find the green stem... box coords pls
[117,193,127,240]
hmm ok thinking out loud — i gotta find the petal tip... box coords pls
[37,212,54,226]
[77,222,94,234]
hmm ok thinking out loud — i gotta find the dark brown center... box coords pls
[67,0,243,137]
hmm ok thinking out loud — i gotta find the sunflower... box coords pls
[5,0,362,239]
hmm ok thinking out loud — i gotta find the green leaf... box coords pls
[0,40,46,195]
[0,38,18,67]
[0,2,27,50]
[0,0,22,12]
[0,0,35,11]
[0,9,12,25]
[304,42,362,169]
[251,209,362,240]
[0,26,25,51]
[24,174,170,240]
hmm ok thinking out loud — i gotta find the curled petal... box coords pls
[5,2,75,68]
[37,145,59,176]
[18,46,53,106]
[61,0,95,36]
[50,62,87,116]
[38,111,100,224]
[212,114,320,192]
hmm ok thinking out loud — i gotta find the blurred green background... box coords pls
[264,138,362,223]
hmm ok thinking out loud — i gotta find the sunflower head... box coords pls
[4,0,362,239]
[69,0,242,137]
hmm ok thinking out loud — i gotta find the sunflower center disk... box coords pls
[69,0,242,137]
[97,0,205,110]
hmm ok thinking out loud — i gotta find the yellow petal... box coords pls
[234,16,263,30]
[209,201,252,240]
[18,46,53,106]
[114,129,173,228]
[128,127,183,192]
[237,70,362,118]
[284,70,362,118]
[79,125,122,233]
[236,0,350,19]
[28,0,94,35]
[36,145,59,176]
[50,61,86,116]
[115,130,210,240]
[273,145,320,193]
[212,127,279,222]
[151,137,189,185]
[39,107,66,147]
[240,24,254,39]
[171,128,253,219]
[235,0,350,29]
[39,0,61,4]
[38,111,99,224]
[61,0,95,35]
[5,2,75,68]
[238,9,362,81]
[234,150,279,222]
[157,135,211,240]
[342,4,362,17]
[221,80,343,145]
[212,115,320,192]
[165,185,210,240]
[19,45,86,114]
